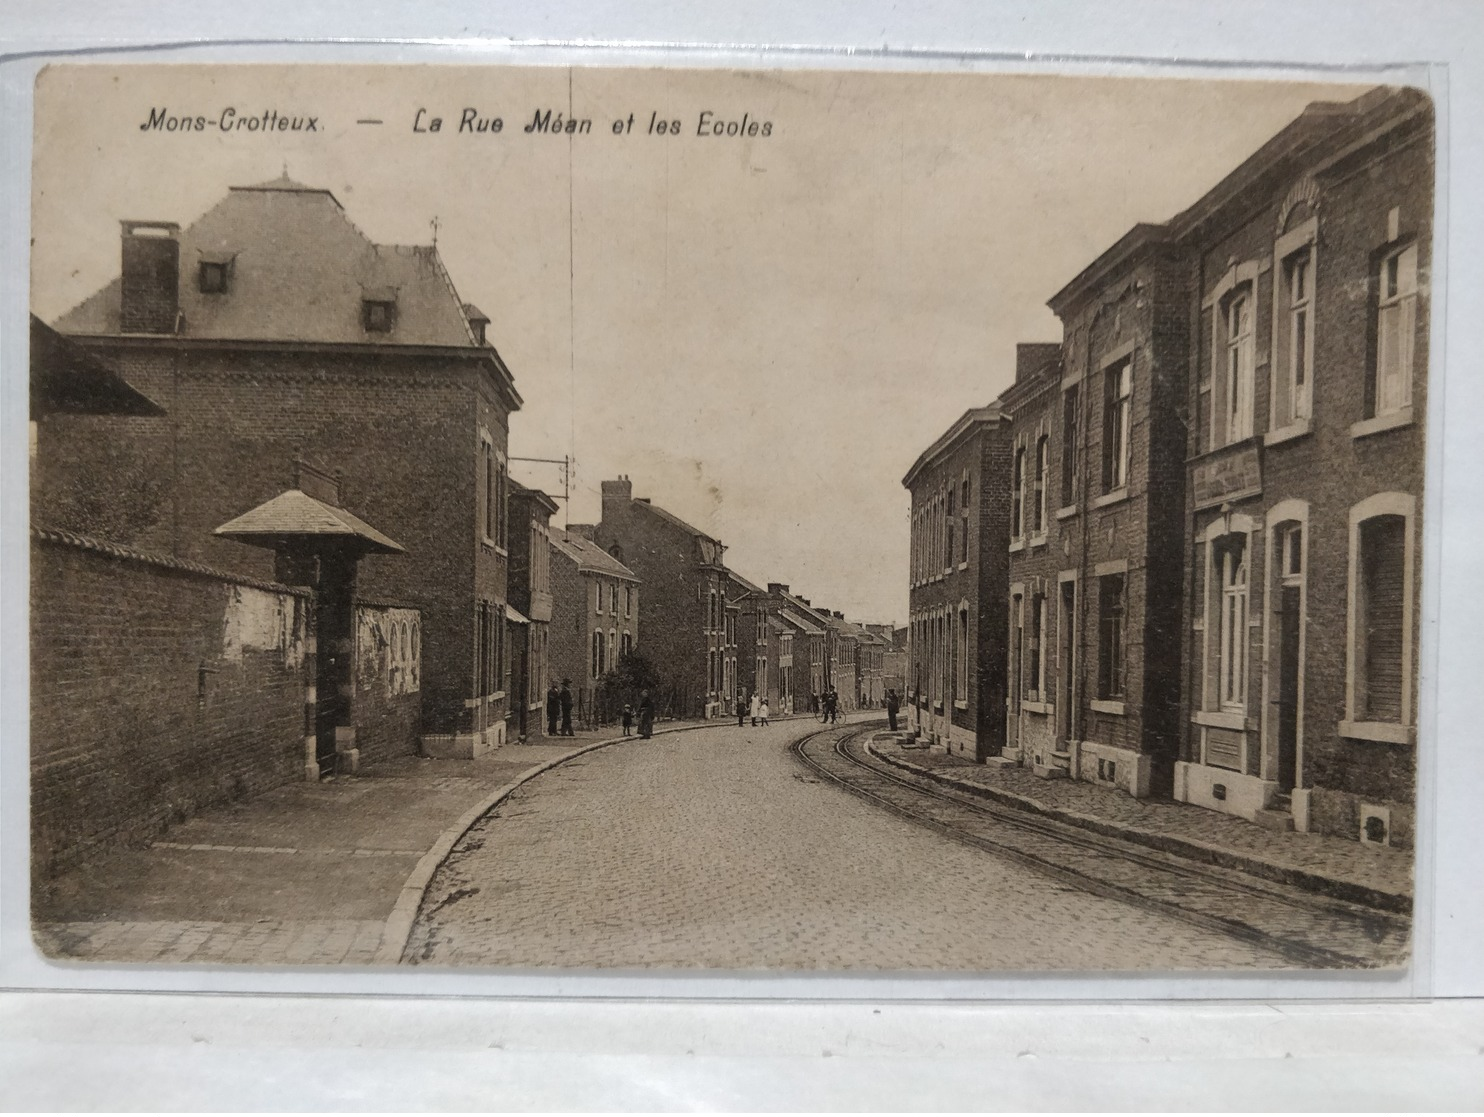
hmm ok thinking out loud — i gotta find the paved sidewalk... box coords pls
[32,720,706,966]
[871,735,1412,909]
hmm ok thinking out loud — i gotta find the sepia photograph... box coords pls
[26,62,1430,973]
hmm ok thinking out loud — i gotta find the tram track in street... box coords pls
[790,722,1410,970]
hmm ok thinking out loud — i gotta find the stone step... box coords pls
[1031,762,1069,781]
[1252,807,1296,832]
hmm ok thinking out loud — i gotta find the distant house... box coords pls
[548,527,641,725]
[903,398,1017,760]
[507,482,560,740]
[45,174,522,759]
[588,476,731,719]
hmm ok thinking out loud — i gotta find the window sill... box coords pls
[1026,532,1049,549]
[1090,699,1126,716]
[1056,505,1078,521]
[1192,708,1256,732]
[1339,719,1415,745]
[1092,489,1129,511]
[1350,407,1413,441]
[1022,699,1052,715]
[1264,421,1311,448]
[954,700,969,711]
[958,561,969,572]
[1008,539,1025,554]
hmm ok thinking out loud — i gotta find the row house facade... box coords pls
[823,612,861,711]
[778,593,829,709]
[931,85,1430,848]
[588,476,731,719]
[1007,237,1191,800]
[548,526,641,721]
[1172,87,1431,847]
[903,401,1017,761]
[506,482,559,740]
[45,173,523,760]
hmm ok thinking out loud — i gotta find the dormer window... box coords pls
[199,262,228,294]
[197,252,235,295]
[362,298,396,333]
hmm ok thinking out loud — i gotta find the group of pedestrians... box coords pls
[545,680,654,740]
[735,692,771,726]
[816,687,842,724]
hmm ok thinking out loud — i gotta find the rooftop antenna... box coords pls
[430,215,440,247]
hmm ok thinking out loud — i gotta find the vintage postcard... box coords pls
[27,63,1429,972]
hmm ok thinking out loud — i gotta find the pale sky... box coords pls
[31,64,1370,624]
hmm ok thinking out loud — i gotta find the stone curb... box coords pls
[865,738,1412,915]
[372,717,738,965]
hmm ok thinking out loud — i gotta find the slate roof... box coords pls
[727,569,765,596]
[551,528,640,581]
[777,608,824,636]
[30,315,164,416]
[56,173,484,348]
[213,489,405,554]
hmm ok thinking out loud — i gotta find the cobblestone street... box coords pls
[407,721,1293,970]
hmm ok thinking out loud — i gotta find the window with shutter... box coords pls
[1361,516,1406,721]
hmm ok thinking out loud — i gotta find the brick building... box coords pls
[903,401,1016,761]
[507,482,559,740]
[1031,225,1191,800]
[822,611,861,712]
[588,476,730,719]
[1172,88,1432,846]
[548,527,641,725]
[45,174,522,759]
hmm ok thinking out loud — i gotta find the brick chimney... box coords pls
[120,221,181,334]
[601,475,633,516]
[1015,341,1062,383]
[767,583,790,596]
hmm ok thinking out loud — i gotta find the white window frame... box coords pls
[1217,537,1249,712]
[1374,241,1419,420]
[1223,287,1256,444]
[1271,217,1318,438]
[1204,260,1264,450]
[1342,492,1417,744]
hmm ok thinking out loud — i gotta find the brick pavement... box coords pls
[407,720,1292,970]
[30,738,622,965]
[872,736,1412,904]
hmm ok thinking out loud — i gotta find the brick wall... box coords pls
[33,345,506,742]
[352,603,423,767]
[31,530,310,877]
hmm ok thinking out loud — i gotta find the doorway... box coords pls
[1057,578,1076,751]
[1276,585,1301,793]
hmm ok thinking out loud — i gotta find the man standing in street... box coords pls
[749,690,761,727]
[546,684,561,737]
[886,688,900,733]
[559,678,575,737]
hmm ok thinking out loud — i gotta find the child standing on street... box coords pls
[621,703,634,737]
[759,698,770,726]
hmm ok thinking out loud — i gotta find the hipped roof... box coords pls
[213,488,404,554]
